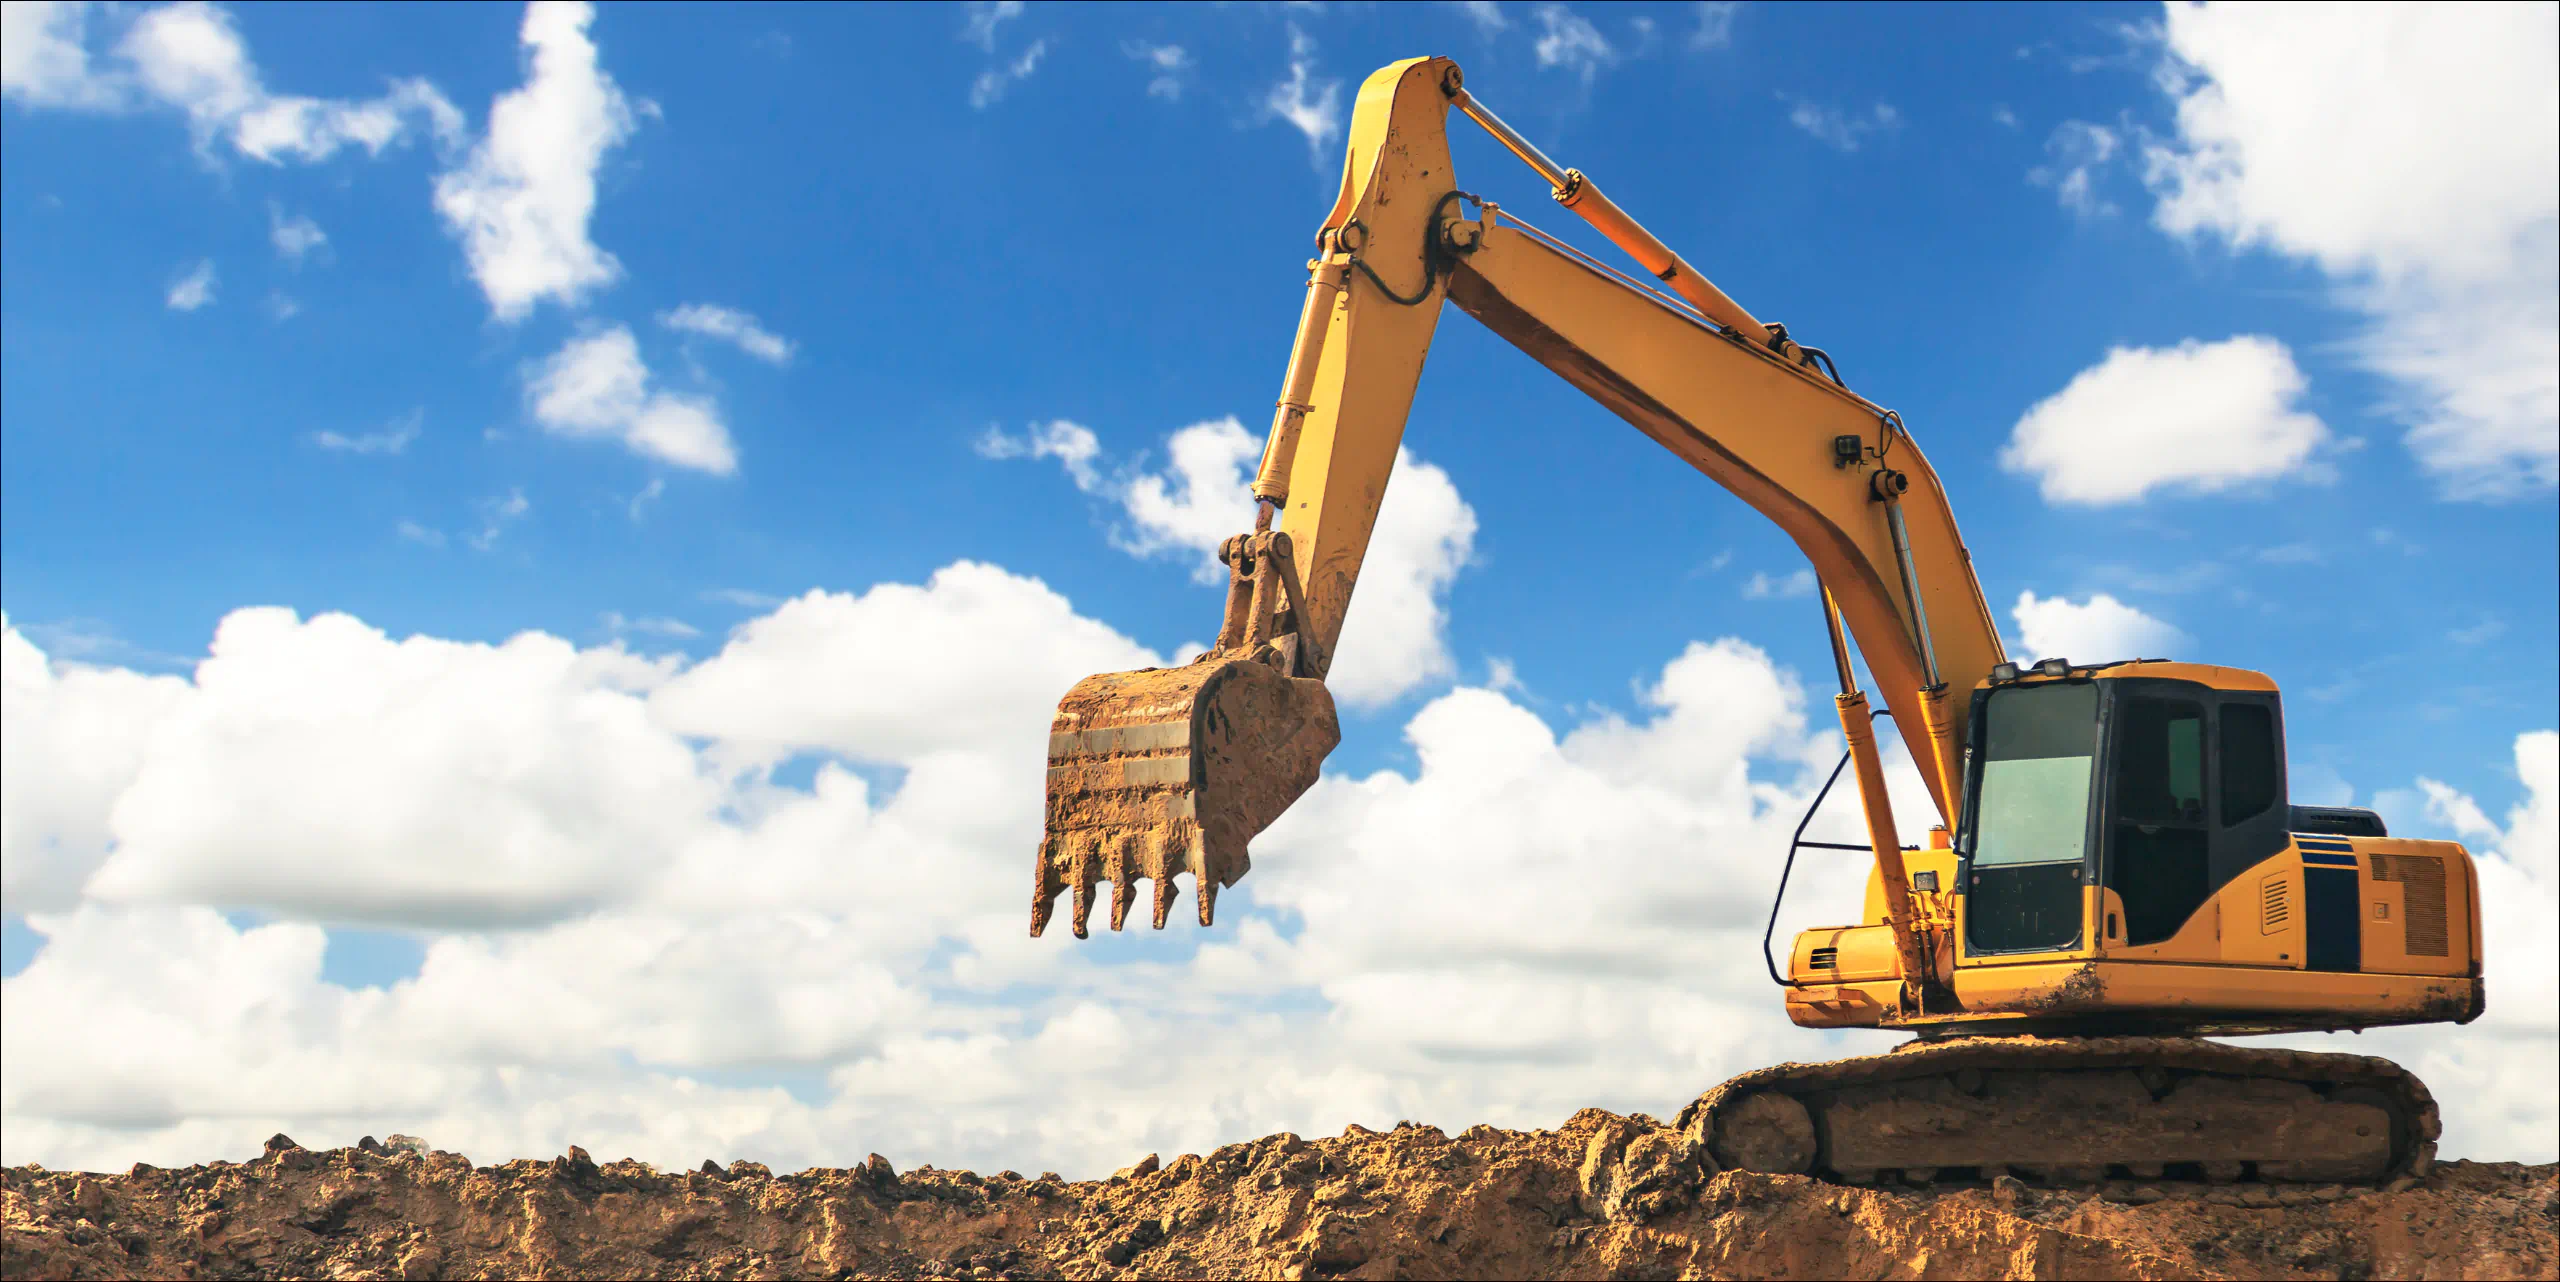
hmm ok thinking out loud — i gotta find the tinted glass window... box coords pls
[2109,696,2209,946]
[2114,698,2205,825]
[1967,682,2098,868]
[2220,703,2279,826]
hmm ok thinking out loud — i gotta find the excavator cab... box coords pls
[1959,662,2288,958]
[1783,658,2483,1038]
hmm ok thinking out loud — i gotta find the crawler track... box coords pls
[1678,1036,2438,1188]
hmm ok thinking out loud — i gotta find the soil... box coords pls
[5,1112,2553,1281]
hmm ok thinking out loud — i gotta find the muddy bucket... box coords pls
[1031,654,1340,937]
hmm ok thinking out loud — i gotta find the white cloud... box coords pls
[601,612,700,640]
[1782,97,1899,152]
[968,37,1048,110]
[982,416,1478,710]
[626,476,666,522]
[700,588,783,610]
[267,203,325,264]
[1451,1,1509,39]
[395,520,445,549]
[121,2,462,162]
[650,563,1165,775]
[959,0,1023,53]
[4,0,464,161]
[2138,2,2558,500]
[163,258,214,311]
[466,487,530,552]
[2009,590,2189,664]
[2001,335,2330,505]
[312,409,422,456]
[2029,119,2120,216]
[1124,41,1188,101]
[263,290,299,322]
[1,620,194,914]
[0,600,1895,1177]
[1741,568,1814,600]
[5,592,2549,1177]
[1262,24,1343,170]
[2,1,117,109]
[1688,1,1739,51]
[1532,5,1615,86]
[657,303,795,365]
[525,328,738,475]
[975,420,1101,491]
[432,0,637,323]
[1990,103,2019,129]
[5,0,460,161]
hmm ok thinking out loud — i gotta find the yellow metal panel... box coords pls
[1449,225,2005,822]
[1274,58,1459,670]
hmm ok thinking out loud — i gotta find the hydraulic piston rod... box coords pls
[1448,83,1778,348]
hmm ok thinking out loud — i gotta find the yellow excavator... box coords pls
[1032,57,2484,1187]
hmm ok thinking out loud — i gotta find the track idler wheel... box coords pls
[1709,1091,1818,1175]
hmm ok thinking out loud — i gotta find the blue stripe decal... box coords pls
[2302,852,2362,868]
[2296,838,2356,852]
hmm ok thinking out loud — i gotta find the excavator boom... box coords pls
[1032,57,2006,940]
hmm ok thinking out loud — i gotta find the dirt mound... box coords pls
[6,1113,2553,1280]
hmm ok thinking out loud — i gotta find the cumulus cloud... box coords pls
[0,600,1902,1177]
[1262,24,1343,170]
[525,328,738,475]
[1782,96,1899,152]
[657,303,795,365]
[433,1,638,323]
[5,0,463,161]
[1,0,118,108]
[2009,590,2189,664]
[1532,5,1615,86]
[2001,335,2330,504]
[981,417,1478,710]
[2138,2,2558,500]
[163,258,215,311]
[5,589,2550,1176]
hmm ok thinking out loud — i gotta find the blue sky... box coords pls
[2,1,2554,1175]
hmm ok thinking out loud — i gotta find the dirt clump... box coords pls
[5,1115,2552,1280]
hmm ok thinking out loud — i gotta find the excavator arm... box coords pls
[1032,58,2007,973]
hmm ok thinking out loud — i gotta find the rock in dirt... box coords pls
[3,1112,2551,1280]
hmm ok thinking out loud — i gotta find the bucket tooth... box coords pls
[1029,839,1063,938]
[1109,837,1137,932]
[1151,873,1178,930]
[1069,835,1097,939]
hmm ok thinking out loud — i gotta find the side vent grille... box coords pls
[2259,875,2291,935]
[1808,947,1839,970]
[2373,853,2449,957]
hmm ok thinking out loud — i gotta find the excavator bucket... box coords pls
[1032,655,1339,937]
